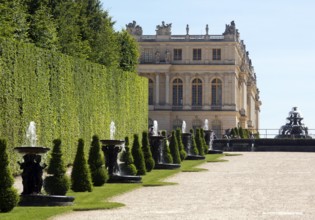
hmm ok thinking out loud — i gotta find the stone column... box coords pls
[203,75,210,110]
[155,74,159,105]
[184,74,191,110]
[243,80,247,112]
[165,73,170,105]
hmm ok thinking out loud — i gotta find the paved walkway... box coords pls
[52,152,315,220]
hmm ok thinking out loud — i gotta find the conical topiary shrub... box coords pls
[169,130,181,164]
[161,131,173,163]
[239,127,245,139]
[230,128,236,138]
[234,127,240,138]
[189,129,199,155]
[176,128,187,161]
[195,128,205,156]
[120,137,137,175]
[0,139,19,212]
[141,131,155,172]
[131,134,146,175]
[200,129,208,154]
[71,139,92,192]
[88,135,108,186]
[44,139,70,195]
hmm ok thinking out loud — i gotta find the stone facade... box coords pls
[127,21,262,137]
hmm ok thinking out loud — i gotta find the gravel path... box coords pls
[52,152,315,220]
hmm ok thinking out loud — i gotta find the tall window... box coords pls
[173,49,182,61]
[172,78,183,106]
[211,78,222,107]
[193,49,202,60]
[212,49,221,60]
[148,79,154,105]
[143,48,153,63]
[192,78,202,106]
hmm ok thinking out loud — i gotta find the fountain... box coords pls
[181,121,205,160]
[276,107,311,139]
[15,121,74,206]
[100,121,142,183]
[202,119,222,154]
[207,130,222,154]
[149,120,181,169]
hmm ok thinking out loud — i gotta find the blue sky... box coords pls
[101,0,315,136]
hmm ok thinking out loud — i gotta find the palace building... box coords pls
[127,21,262,137]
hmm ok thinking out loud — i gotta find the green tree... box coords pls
[44,139,70,195]
[120,137,137,175]
[176,128,187,161]
[141,131,155,172]
[189,129,199,156]
[117,30,139,72]
[77,0,119,67]
[54,0,91,58]
[195,129,205,156]
[71,139,92,192]
[88,135,108,186]
[0,139,19,212]
[0,0,29,41]
[28,5,59,50]
[131,134,146,175]
[169,130,181,164]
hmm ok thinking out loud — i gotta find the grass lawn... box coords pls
[1,154,223,220]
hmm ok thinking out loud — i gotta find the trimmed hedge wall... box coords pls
[0,39,148,173]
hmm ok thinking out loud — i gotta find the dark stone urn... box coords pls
[14,146,74,206]
[100,139,141,183]
[181,133,205,160]
[149,135,181,169]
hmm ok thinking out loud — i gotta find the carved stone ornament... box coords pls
[223,20,239,36]
[156,21,172,35]
[126,20,143,36]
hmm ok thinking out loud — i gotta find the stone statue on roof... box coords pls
[223,20,240,37]
[156,21,172,35]
[126,20,143,36]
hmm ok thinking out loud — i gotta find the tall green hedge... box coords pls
[0,39,148,173]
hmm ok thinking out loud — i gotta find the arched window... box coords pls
[173,118,182,130]
[212,119,222,138]
[192,78,202,106]
[148,79,154,105]
[172,78,183,106]
[211,78,222,108]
